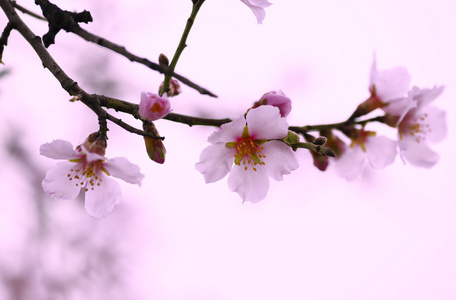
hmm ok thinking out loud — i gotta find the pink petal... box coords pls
[410,85,444,108]
[246,106,289,140]
[227,164,269,203]
[103,157,144,186]
[382,96,416,117]
[42,161,81,200]
[207,117,246,144]
[365,136,397,169]
[195,144,235,183]
[84,175,122,218]
[370,57,411,102]
[399,135,440,168]
[423,106,447,143]
[139,92,171,121]
[261,140,299,181]
[335,146,366,181]
[40,140,79,160]
[240,0,271,24]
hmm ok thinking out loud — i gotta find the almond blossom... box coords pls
[369,56,411,111]
[251,90,292,117]
[139,92,171,121]
[195,105,298,202]
[240,0,271,24]
[396,85,446,168]
[353,57,412,119]
[40,138,144,218]
[335,133,397,181]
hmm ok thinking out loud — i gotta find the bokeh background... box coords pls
[1,0,455,299]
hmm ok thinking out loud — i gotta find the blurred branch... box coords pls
[11,0,217,97]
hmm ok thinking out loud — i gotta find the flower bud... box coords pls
[313,136,327,146]
[159,79,182,97]
[139,92,171,121]
[143,121,166,164]
[252,90,292,117]
[81,132,107,156]
[159,53,169,67]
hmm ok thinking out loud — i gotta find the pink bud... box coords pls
[159,79,182,97]
[253,90,292,117]
[139,92,171,121]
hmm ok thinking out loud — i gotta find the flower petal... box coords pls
[370,56,411,102]
[246,106,289,140]
[335,146,366,181]
[195,144,235,183]
[399,135,440,168]
[40,140,79,160]
[42,161,81,200]
[383,96,416,117]
[240,0,271,24]
[84,174,122,218]
[207,117,246,144]
[365,136,397,169]
[227,164,269,203]
[261,140,299,181]
[410,85,444,108]
[103,157,144,186]
[423,106,447,143]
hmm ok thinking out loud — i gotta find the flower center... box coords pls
[150,102,164,113]
[403,112,431,143]
[67,158,109,191]
[234,138,266,171]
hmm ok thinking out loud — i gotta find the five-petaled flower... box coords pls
[396,85,446,168]
[139,92,171,121]
[195,105,298,202]
[240,0,271,24]
[40,138,144,218]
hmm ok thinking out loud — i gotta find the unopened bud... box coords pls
[313,136,327,146]
[159,53,169,67]
[82,132,107,156]
[159,79,182,97]
[143,121,166,164]
[321,147,335,157]
[285,131,300,145]
[251,90,292,118]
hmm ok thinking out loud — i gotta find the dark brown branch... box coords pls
[0,21,13,63]
[0,0,161,139]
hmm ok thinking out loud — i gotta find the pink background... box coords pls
[1,0,455,299]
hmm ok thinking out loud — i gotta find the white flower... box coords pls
[195,106,298,202]
[40,139,144,218]
[335,135,397,181]
[240,0,271,24]
[397,86,446,168]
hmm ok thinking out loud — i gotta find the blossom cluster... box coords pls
[37,1,447,216]
[334,57,446,180]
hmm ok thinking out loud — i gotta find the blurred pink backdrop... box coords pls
[1,0,455,299]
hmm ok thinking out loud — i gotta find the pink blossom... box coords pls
[369,56,412,116]
[195,106,298,203]
[139,92,171,121]
[335,134,397,181]
[252,90,292,117]
[40,139,144,218]
[240,0,271,24]
[396,86,446,168]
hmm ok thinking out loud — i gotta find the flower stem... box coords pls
[160,0,206,96]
